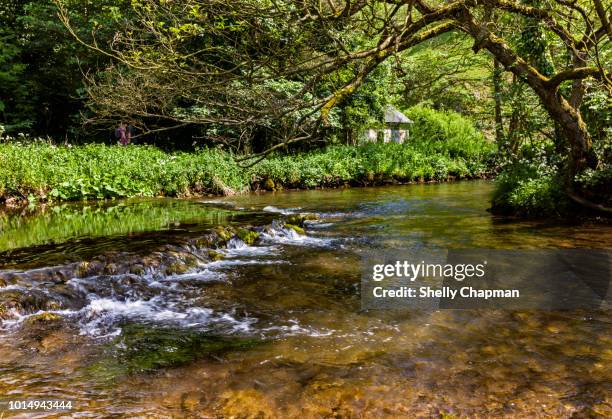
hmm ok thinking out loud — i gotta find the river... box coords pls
[0,181,610,417]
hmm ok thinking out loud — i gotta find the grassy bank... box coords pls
[0,137,494,204]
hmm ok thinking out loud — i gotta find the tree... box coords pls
[1,0,34,132]
[0,0,128,137]
[56,0,610,179]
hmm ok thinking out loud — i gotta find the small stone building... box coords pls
[362,106,413,144]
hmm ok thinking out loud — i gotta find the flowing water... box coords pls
[0,181,610,417]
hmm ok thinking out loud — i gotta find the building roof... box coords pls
[385,106,413,124]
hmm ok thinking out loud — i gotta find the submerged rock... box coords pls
[286,213,319,227]
[0,303,9,320]
[38,330,74,353]
[129,264,146,275]
[6,266,74,285]
[213,226,236,242]
[103,263,119,275]
[0,289,56,318]
[217,389,276,418]
[181,392,202,412]
[208,250,224,261]
[75,261,91,277]
[90,325,261,377]
[165,262,191,275]
[24,311,62,325]
[17,315,78,355]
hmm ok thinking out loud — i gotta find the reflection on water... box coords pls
[0,198,243,252]
[0,181,610,417]
[0,199,269,270]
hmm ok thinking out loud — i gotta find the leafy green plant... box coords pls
[403,105,494,160]
[0,136,494,204]
[491,160,569,217]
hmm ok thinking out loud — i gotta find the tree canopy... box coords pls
[0,0,609,210]
[51,0,610,170]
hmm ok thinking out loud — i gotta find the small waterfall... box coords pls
[0,219,323,338]
[226,237,247,249]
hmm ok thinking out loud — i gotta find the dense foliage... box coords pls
[492,160,570,217]
[0,0,610,216]
[0,0,125,137]
[0,125,493,203]
[492,139,612,216]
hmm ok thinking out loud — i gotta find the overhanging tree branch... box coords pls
[545,67,609,89]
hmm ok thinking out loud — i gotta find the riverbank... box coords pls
[0,141,494,205]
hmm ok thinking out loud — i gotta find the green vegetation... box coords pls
[236,228,260,245]
[492,131,612,217]
[0,0,125,136]
[284,224,305,235]
[252,142,492,189]
[493,161,612,218]
[492,162,570,217]
[0,0,610,217]
[90,325,260,378]
[404,105,492,161]
[0,142,245,201]
[0,125,494,205]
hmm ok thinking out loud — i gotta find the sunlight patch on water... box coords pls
[263,206,302,215]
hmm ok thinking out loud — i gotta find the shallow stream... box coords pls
[0,181,610,417]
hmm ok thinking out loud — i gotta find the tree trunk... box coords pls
[460,11,597,181]
[492,58,504,148]
[537,90,596,179]
[506,75,523,156]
